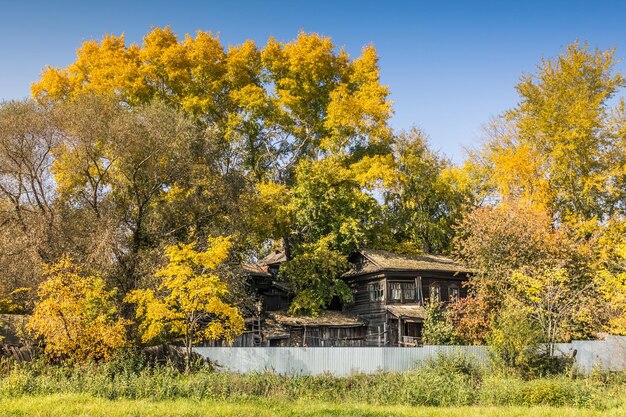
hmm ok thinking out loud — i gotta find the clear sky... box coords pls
[1,0,626,161]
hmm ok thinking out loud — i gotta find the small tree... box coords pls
[126,236,244,372]
[510,267,591,353]
[487,298,543,375]
[422,299,456,345]
[27,256,127,362]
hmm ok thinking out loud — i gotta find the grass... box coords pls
[1,394,626,417]
[1,352,625,414]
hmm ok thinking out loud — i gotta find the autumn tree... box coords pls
[31,29,397,317]
[592,219,626,334]
[508,267,596,352]
[0,100,66,310]
[468,42,626,231]
[385,128,470,253]
[27,256,127,362]
[453,202,600,344]
[126,236,244,371]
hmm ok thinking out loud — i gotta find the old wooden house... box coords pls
[342,249,470,346]
[239,251,368,346]
[234,248,469,347]
[261,311,367,347]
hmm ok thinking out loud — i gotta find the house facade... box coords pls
[342,249,470,346]
[237,248,470,347]
[237,251,369,347]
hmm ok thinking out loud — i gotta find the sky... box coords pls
[1,0,626,162]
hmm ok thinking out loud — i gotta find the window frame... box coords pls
[430,283,441,302]
[448,284,460,303]
[389,282,402,302]
[368,282,384,302]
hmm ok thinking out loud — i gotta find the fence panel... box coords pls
[553,336,626,373]
[194,337,626,375]
[193,346,489,375]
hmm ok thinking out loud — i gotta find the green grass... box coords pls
[2,352,624,413]
[1,394,625,417]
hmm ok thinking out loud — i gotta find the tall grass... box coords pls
[0,351,624,409]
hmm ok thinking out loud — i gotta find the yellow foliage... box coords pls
[27,256,127,362]
[125,236,244,350]
[594,222,626,334]
[350,154,398,189]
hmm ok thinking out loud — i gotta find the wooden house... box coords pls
[242,247,295,313]
[261,311,367,347]
[342,249,470,346]
[236,248,469,347]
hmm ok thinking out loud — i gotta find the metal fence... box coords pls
[553,336,626,374]
[194,336,626,375]
[193,345,489,375]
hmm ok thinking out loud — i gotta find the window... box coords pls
[389,283,402,301]
[401,282,416,303]
[388,282,416,303]
[430,284,441,302]
[448,285,459,303]
[368,282,384,301]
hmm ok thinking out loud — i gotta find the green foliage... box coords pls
[487,299,544,374]
[385,128,470,253]
[280,238,352,316]
[479,375,597,408]
[422,300,457,345]
[0,354,624,410]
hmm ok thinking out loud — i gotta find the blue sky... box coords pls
[1,0,626,161]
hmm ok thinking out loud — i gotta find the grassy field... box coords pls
[1,394,626,417]
[2,353,625,415]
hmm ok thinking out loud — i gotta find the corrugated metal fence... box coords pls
[193,345,488,375]
[553,336,626,374]
[194,336,626,375]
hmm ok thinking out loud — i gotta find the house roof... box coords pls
[267,310,365,327]
[344,248,470,277]
[261,315,290,339]
[386,304,427,320]
[241,262,273,278]
[260,250,287,266]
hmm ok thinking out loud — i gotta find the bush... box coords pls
[480,375,595,407]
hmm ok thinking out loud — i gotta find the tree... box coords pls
[27,256,127,362]
[126,236,244,371]
[422,299,456,345]
[487,297,544,375]
[31,28,393,183]
[279,237,352,316]
[467,42,626,230]
[453,202,558,304]
[0,101,62,310]
[593,219,626,334]
[509,266,597,352]
[51,96,203,293]
[385,128,470,253]
[453,202,600,344]
[31,28,397,314]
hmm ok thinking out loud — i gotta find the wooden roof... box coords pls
[344,249,470,277]
[241,262,272,277]
[268,310,365,327]
[260,250,287,266]
[386,304,427,320]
